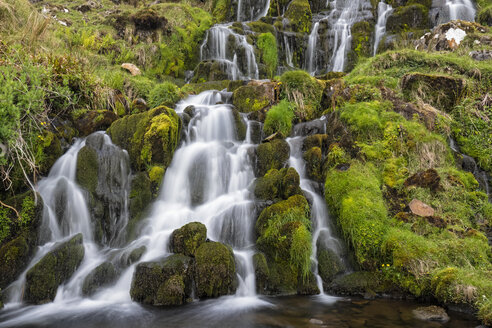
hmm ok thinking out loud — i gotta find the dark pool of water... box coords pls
[0,295,481,328]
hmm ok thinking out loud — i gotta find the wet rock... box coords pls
[248,120,263,144]
[191,61,231,83]
[129,172,152,226]
[303,147,323,182]
[469,50,492,61]
[292,119,326,137]
[412,305,449,322]
[401,73,466,111]
[194,242,236,298]
[82,262,117,296]
[130,254,193,306]
[255,139,290,177]
[404,169,441,192]
[303,134,328,152]
[231,108,247,141]
[232,82,276,113]
[170,222,207,257]
[24,234,85,304]
[408,199,435,217]
[253,252,269,294]
[254,167,302,201]
[75,110,118,137]
[317,246,344,284]
[386,4,430,34]
[121,63,141,76]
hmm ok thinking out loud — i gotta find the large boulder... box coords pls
[24,234,85,304]
[194,241,236,298]
[170,222,207,257]
[82,262,117,296]
[284,0,312,33]
[232,82,276,113]
[255,139,290,177]
[107,106,182,170]
[130,254,194,306]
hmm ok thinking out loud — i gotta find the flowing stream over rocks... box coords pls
[373,1,393,56]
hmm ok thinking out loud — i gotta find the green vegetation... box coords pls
[148,82,182,108]
[257,33,278,79]
[263,100,295,137]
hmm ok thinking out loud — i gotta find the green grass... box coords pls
[263,100,295,137]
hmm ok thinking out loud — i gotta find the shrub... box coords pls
[257,33,278,79]
[148,82,181,108]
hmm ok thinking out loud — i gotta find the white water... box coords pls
[286,136,343,302]
[373,1,393,56]
[446,0,476,21]
[200,24,259,80]
[306,21,321,75]
[237,0,271,21]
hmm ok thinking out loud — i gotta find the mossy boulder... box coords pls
[75,110,118,137]
[232,82,275,113]
[170,222,207,257]
[0,235,31,290]
[194,241,236,298]
[232,108,247,141]
[253,252,270,294]
[386,4,430,33]
[400,73,466,111]
[82,262,117,296]
[76,146,99,194]
[127,172,152,240]
[284,0,312,34]
[347,21,374,71]
[24,234,85,304]
[255,195,313,294]
[107,106,181,170]
[130,254,193,306]
[254,167,302,201]
[255,139,290,176]
[192,61,231,83]
[317,246,344,284]
[303,134,329,151]
[303,147,323,182]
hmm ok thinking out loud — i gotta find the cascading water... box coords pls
[237,0,271,21]
[200,24,259,80]
[286,136,345,299]
[306,21,321,75]
[373,1,393,56]
[431,0,476,25]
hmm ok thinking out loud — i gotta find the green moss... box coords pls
[478,5,492,26]
[279,70,324,120]
[255,139,290,176]
[253,252,270,293]
[263,100,294,137]
[76,146,99,194]
[303,147,323,181]
[325,144,350,169]
[257,33,278,79]
[24,234,85,304]
[386,4,430,34]
[232,84,273,113]
[284,0,312,33]
[148,82,182,109]
[325,162,388,268]
[347,21,374,70]
[317,247,344,283]
[82,262,117,296]
[170,222,207,257]
[194,241,236,298]
[212,0,233,22]
[181,81,231,96]
[254,167,302,201]
[247,21,276,34]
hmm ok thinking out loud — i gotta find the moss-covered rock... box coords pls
[284,0,312,34]
[255,139,290,176]
[191,61,231,83]
[303,147,323,182]
[232,108,247,141]
[386,4,430,33]
[130,254,193,306]
[255,195,313,295]
[400,73,466,111]
[347,21,374,71]
[232,82,275,113]
[107,106,182,170]
[194,241,236,298]
[82,262,117,296]
[254,167,302,201]
[75,110,118,137]
[76,146,99,194]
[328,271,399,297]
[24,234,85,304]
[317,247,344,284]
[170,222,207,257]
[0,235,30,289]
[253,252,269,294]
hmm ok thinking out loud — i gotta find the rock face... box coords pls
[130,254,194,306]
[170,222,207,257]
[82,262,117,296]
[194,242,237,298]
[121,63,141,76]
[24,234,85,304]
[408,199,435,217]
[412,305,450,322]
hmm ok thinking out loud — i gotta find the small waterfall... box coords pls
[373,1,393,56]
[431,0,476,25]
[306,21,321,74]
[286,137,345,298]
[200,24,259,80]
[237,0,271,21]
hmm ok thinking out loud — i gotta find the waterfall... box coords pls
[306,21,321,74]
[200,24,259,80]
[286,137,345,299]
[373,1,393,56]
[237,0,271,21]
[431,0,476,25]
